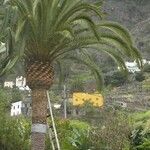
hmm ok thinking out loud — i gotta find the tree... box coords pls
[135,72,145,82]
[0,0,142,149]
[105,71,128,86]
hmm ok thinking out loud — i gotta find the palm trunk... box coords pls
[26,61,54,150]
[31,89,48,150]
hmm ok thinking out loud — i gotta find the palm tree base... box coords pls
[32,133,46,150]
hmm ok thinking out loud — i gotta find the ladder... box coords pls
[46,91,61,150]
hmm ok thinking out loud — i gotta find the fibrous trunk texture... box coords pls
[31,89,47,150]
[26,61,54,89]
[26,61,54,150]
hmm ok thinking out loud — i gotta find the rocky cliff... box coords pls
[103,0,150,59]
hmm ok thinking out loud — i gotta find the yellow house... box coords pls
[73,92,103,107]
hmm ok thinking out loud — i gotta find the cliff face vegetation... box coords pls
[104,0,150,28]
[103,0,150,59]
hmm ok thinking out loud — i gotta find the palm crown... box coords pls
[1,0,142,90]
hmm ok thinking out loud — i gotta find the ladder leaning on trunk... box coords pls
[46,91,61,150]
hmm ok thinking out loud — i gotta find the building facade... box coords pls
[73,92,104,107]
[4,81,14,88]
[11,100,31,116]
[4,76,30,90]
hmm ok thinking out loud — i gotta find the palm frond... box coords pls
[70,14,100,40]
[85,45,128,73]
[0,0,142,92]
[98,21,133,45]
[0,55,19,76]
[63,52,104,91]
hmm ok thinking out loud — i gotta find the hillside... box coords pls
[103,0,150,59]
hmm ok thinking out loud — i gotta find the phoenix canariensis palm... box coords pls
[0,0,142,149]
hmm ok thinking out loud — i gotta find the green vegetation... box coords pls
[142,78,150,90]
[104,71,128,86]
[11,87,23,102]
[135,72,145,82]
[131,111,150,150]
[0,88,30,150]
[143,64,150,73]
[0,0,149,149]
[0,89,149,150]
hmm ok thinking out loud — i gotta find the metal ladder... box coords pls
[46,91,61,150]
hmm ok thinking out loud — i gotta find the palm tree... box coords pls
[0,0,142,149]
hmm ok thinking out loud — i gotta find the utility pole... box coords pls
[63,85,67,119]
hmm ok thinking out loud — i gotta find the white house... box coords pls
[11,100,31,116]
[124,59,150,73]
[4,81,14,88]
[11,101,22,116]
[4,77,30,90]
[0,42,6,53]
[118,61,140,73]
[16,76,30,90]
[125,62,140,73]
[118,59,150,73]
[16,76,26,87]
[3,76,30,90]
[142,59,150,65]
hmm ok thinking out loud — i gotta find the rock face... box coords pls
[103,0,150,28]
[103,0,150,58]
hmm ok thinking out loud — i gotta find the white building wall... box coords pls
[124,59,150,73]
[125,62,141,73]
[11,101,22,116]
[4,81,14,88]
[0,42,6,53]
[142,59,150,65]
[15,76,30,91]
[16,76,26,87]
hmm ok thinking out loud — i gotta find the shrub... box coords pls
[105,71,128,86]
[143,64,150,73]
[135,72,145,82]
[131,111,150,150]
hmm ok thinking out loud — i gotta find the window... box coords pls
[13,106,15,109]
[96,98,99,101]
[18,105,19,108]
[75,99,78,101]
